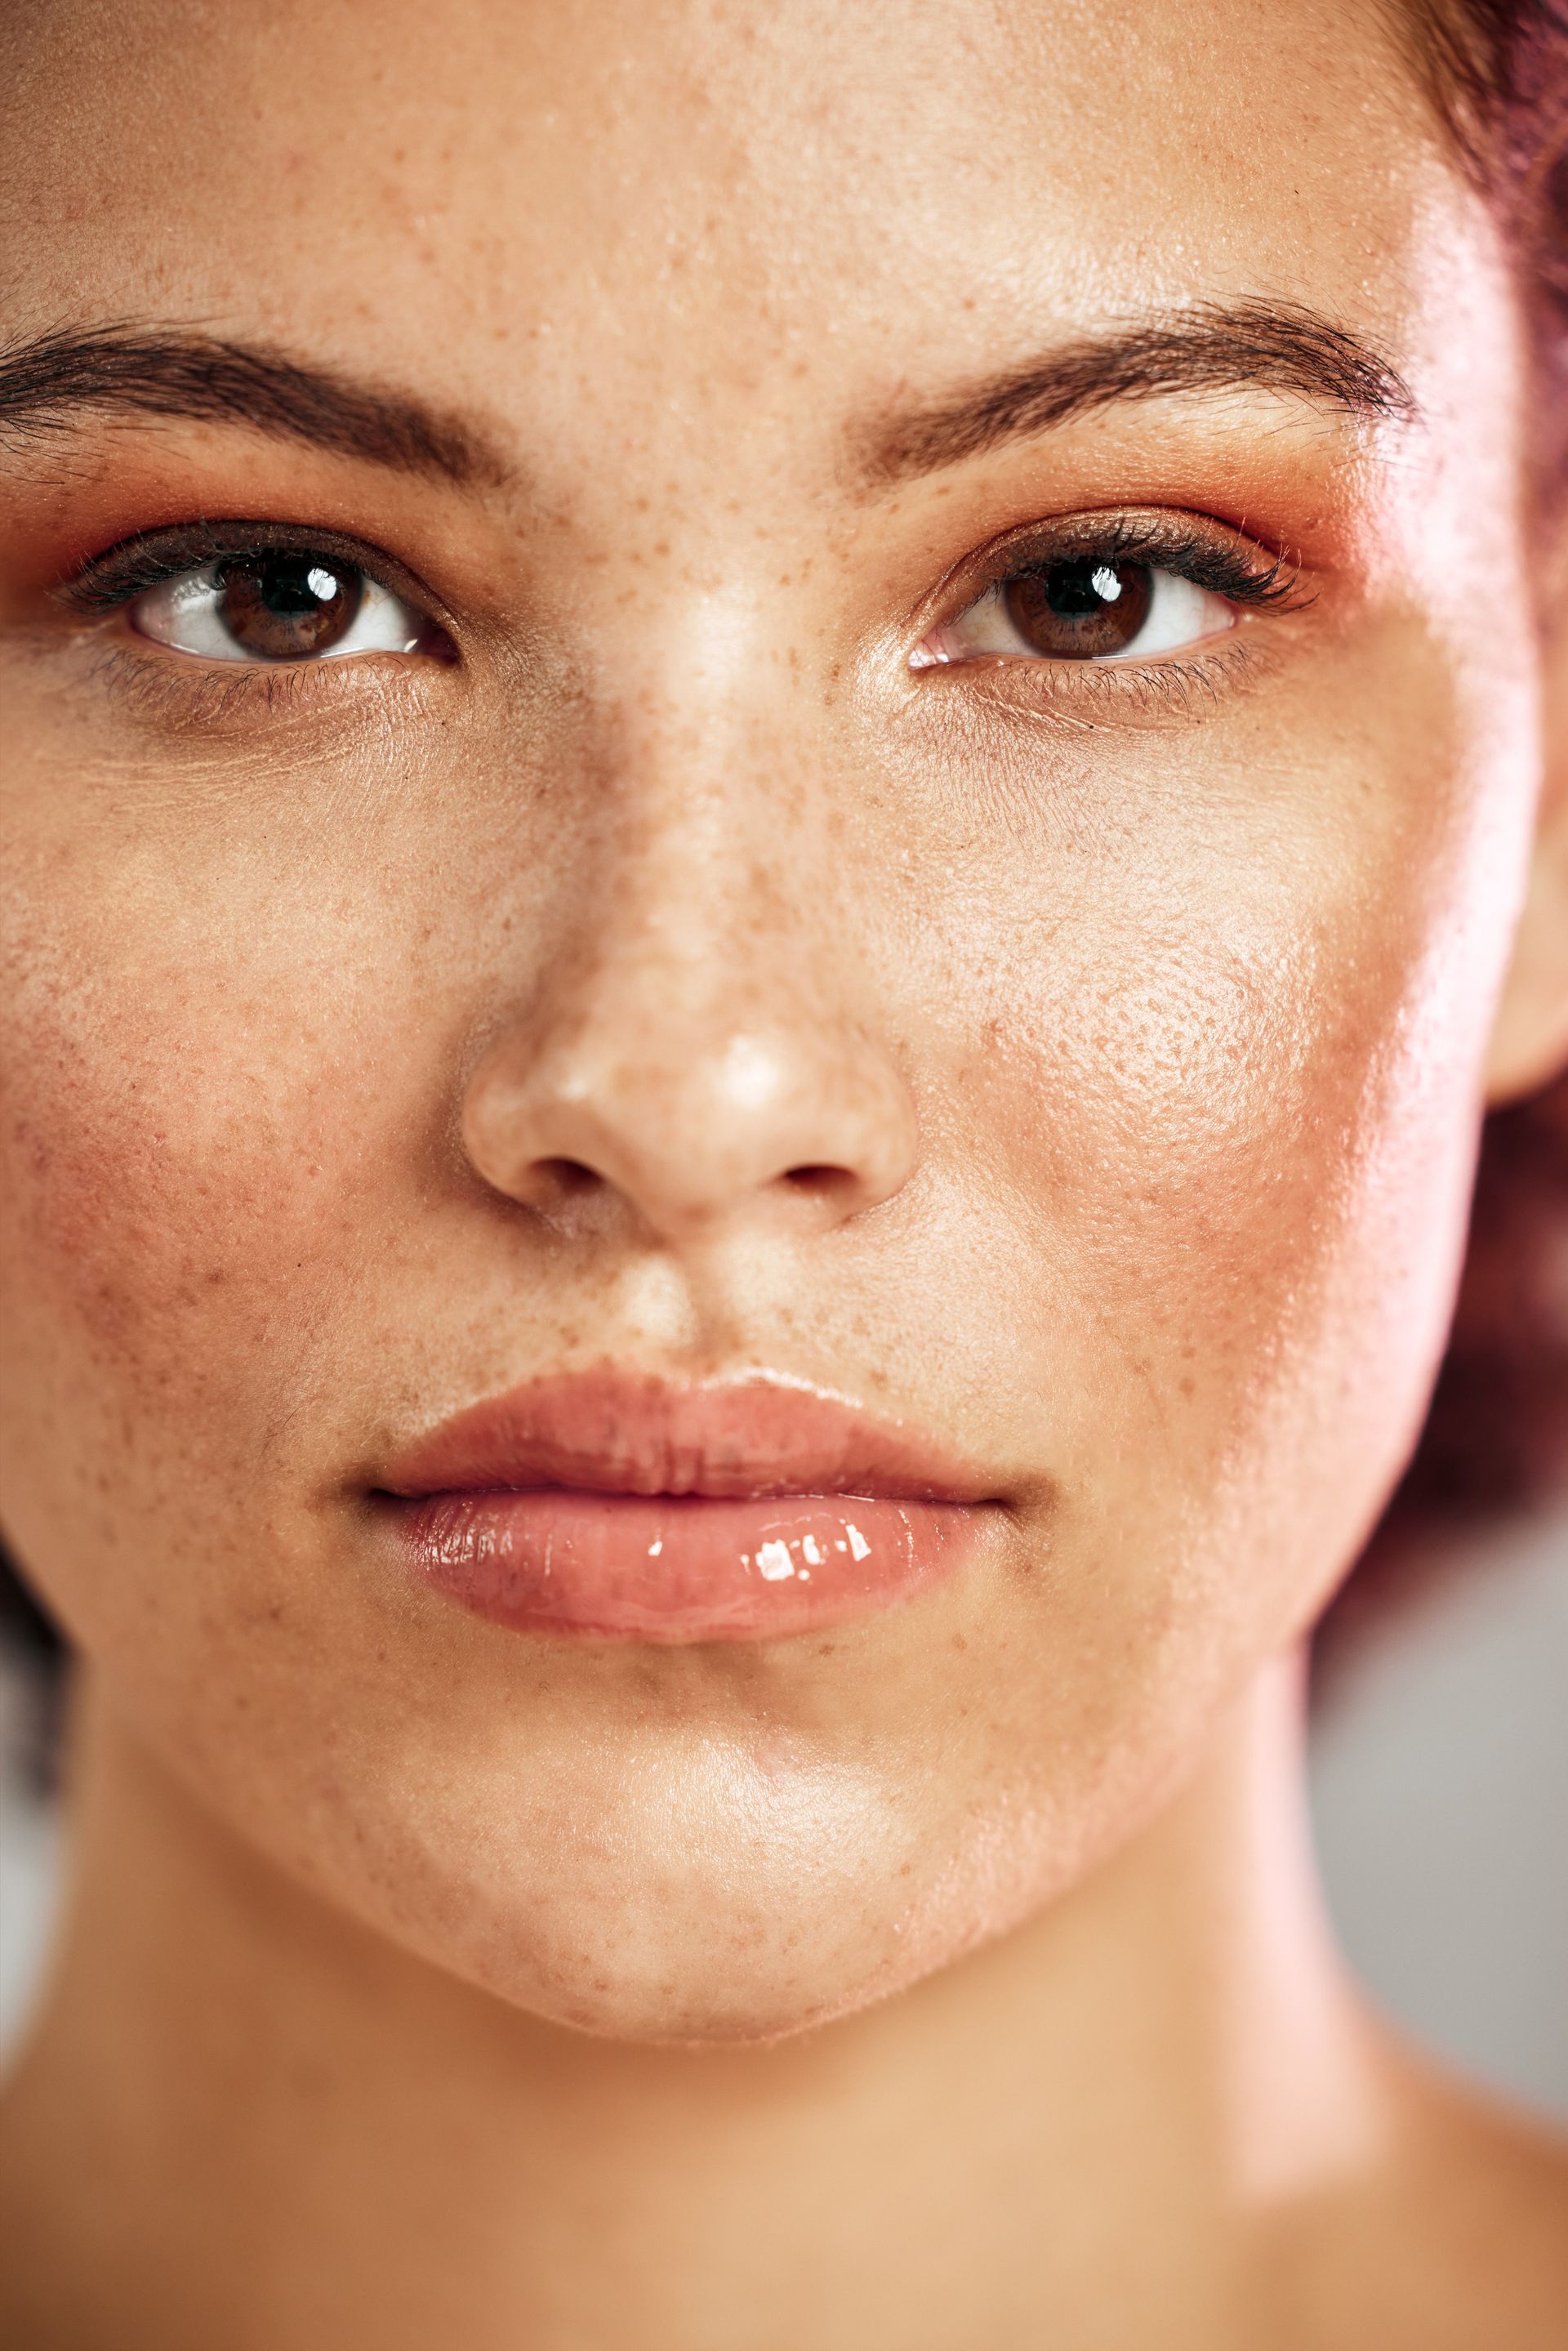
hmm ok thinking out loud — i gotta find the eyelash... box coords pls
[1049,515,1302,611]
[914,512,1306,689]
[56,520,434,621]
[52,509,1304,731]
[47,521,454,730]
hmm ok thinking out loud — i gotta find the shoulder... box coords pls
[1307,2049,1568,2351]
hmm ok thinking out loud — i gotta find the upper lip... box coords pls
[377,1367,991,1504]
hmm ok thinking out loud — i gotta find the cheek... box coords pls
[9,997,291,1363]
[1045,930,1348,1362]
[0,885,397,1603]
[959,745,1506,1652]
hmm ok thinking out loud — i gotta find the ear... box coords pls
[1486,524,1568,1105]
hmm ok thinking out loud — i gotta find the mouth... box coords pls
[375,1367,994,1644]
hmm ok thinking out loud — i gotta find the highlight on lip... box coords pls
[404,1490,972,1642]
[377,1368,991,1643]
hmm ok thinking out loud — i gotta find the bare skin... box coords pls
[0,2,1566,2344]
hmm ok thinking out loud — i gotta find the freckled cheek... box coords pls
[0,975,380,1484]
[975,924,1405,1430]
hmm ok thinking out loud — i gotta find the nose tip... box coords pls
[461,1018,917,1242]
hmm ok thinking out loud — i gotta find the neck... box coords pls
[0,1655,1391,2351]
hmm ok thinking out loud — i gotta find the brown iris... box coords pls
[214,553,363,661]
[1002,558,1152,659]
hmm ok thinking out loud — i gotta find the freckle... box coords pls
[951,1631,969,1652]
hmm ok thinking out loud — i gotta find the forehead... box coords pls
[1,0,1453,458]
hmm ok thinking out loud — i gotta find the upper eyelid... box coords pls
[53,518,451,630]
[908,508,1306,636]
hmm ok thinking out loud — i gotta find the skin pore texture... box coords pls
[1,0,1567,2344]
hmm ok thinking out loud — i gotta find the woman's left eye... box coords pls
[914,557,1236,668]
[130,550,427,664]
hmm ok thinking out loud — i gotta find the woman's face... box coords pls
[0,0,1556,2040]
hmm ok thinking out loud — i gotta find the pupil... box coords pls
[216,551,363,660]
[1004,558,1152,658]
[1045,560,1117,616]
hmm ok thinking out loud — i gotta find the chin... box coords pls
[332,1737,972,2045]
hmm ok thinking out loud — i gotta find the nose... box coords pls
[461,943,918,1245]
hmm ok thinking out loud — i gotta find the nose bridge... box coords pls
[575,634,834,1044]
[461,638,918,1238]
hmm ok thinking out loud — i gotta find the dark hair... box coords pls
[2,2,1566,1697]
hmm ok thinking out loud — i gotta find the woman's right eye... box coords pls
[130,550,429,664]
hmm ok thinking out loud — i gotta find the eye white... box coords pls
[131,562,425,662]
[915,566,1236,667]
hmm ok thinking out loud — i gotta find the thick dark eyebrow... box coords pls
[864,300,1417,482]
[0,323,510,488]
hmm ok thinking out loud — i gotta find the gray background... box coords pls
[1310,1510,1567,2121]
[3,1514,1566,2116]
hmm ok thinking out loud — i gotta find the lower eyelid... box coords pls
[964,633,1267,727]
[77,633,448,736]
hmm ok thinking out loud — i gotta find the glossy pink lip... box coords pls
[378,1369,991,1644]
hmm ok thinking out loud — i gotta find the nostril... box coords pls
[533,1156,604,1202]
[782,1163,858,1204]
[461,1018,916,1232]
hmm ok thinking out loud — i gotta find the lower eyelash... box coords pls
[959,633,1267,731]
[82,641,314,725]
[81,638,431,730]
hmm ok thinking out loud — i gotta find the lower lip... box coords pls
[397,1490,978,1643]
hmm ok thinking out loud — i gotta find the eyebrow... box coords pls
[0,302,1414,499]
[0,323,510,487]
[864,299,1417,482]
